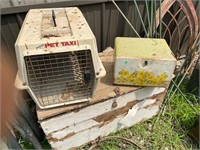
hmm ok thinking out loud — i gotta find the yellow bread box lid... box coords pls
[115,37,176,60]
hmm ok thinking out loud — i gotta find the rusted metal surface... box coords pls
[156,0,198,59]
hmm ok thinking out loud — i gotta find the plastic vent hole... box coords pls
[142,60,148,67]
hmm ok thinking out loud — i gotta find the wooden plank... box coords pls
[41,86,165,134]
[51,106,160,149]
[40,90,165,149]
[37,49,138,121]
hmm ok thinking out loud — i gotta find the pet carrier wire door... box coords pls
[14,7,106,109]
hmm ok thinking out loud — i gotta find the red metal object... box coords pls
[156,0,198,59]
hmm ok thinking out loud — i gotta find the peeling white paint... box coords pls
[41,87,165,134]
[50,105,159,150]
[40,87,165,149]
[51,119,99,140]
[119,99,157,127]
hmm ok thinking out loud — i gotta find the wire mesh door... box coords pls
[24,50,95,107]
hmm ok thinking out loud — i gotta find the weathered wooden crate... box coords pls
[37,49,166,149]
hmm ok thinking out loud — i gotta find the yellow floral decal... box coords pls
[118,69,168,86]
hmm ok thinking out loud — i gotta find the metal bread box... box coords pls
[114,37,176,87]
[14,7,106,109]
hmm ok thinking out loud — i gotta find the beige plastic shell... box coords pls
[14,7,106,109]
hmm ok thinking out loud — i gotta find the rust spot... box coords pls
[152,53,156,56]
[94,100,139,123]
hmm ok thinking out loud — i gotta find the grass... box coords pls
[19,79,199,149]
[18,138,51,150]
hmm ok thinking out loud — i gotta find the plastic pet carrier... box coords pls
[15,7,106,109]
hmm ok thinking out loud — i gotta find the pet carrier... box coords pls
[14,7,106,109]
